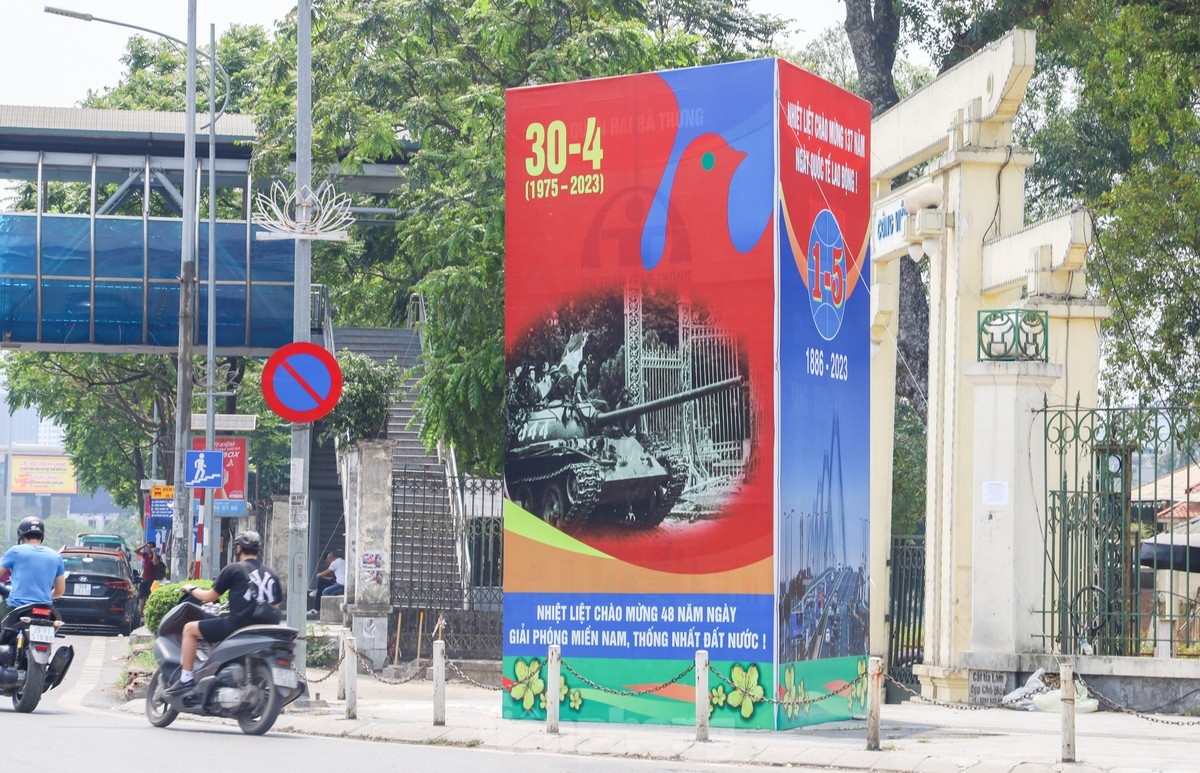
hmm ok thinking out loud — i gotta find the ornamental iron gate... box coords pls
[391,468,503,659]
[1041,404,1200,658]
[886,534,925,697]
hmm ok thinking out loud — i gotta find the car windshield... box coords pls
[80,537,122,547]
[62,555,122,577]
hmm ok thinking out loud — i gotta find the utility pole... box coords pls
[171,0,198,581]
[286,0,315,674]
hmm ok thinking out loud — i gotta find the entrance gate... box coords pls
[1041,404,1200,658]
[886,534,924,697]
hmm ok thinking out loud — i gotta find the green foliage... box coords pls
[319,352,405,446]
[1,353,174,510]
[251,0,787,475]
[784,24,933,104]
[142,580,222,635]
[307,634,339,668]
[891,398,927,536]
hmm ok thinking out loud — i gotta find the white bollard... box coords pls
[866,657,882,751]
[343,633,357,719]
[1060,664,1075,762]
[433,640,446,726]
[695,650,709,742]
[546,645,561,734]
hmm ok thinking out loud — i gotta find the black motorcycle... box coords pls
[144,589,306,735]
[0,584,74,713]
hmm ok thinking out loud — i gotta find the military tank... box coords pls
[505,375,745,531]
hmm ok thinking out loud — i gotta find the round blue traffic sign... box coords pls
[262,342,343,423]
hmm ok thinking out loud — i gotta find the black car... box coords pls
[57,548,141,635]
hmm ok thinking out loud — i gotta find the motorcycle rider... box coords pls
[0,517,66,618]
[162,531,281,697]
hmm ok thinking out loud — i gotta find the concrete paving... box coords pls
[117,664,1199,771]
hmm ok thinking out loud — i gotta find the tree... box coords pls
[1021,2,1200,405]
[251,0,789,474]
[890,397,927,535]
[1,353,174,511]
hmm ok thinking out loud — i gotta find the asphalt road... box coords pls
[6,634,814,773]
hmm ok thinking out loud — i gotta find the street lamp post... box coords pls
[288,0,315,675]
[253,0,352,671]
[46,4,231,580]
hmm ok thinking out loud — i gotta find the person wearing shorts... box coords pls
[161,531,281,697]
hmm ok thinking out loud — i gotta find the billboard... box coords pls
[775,60,872,728]
[504,58,869,729]
[10,455,77,494]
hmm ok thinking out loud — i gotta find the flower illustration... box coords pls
[726,663,765,720]
[783,664,800,720]
[555,674,568,703]
[569,689,583,711]
[709,685,727,717]
[850,658,868,711]
[509,658,545,712]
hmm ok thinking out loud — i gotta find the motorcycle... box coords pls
[0,583,75,713]
[145,588,306,735]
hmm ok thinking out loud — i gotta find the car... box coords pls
[75,533,133,563]
[57,547,140,635]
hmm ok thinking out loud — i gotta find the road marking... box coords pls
[56,636,106,713]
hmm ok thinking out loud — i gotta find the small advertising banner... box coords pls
[10,455,77,494]
[191,436,249,517]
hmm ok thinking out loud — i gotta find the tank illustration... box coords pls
[505,375,745,531]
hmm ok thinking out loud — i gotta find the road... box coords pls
[12,634,816,773]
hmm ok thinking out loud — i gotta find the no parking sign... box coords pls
[262,342,343,423]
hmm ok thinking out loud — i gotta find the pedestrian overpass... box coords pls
[0,105,402,355]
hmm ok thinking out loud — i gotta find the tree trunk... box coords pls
[843,0,901,116]
[843,1,928,422]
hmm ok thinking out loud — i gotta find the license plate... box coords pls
[271,666,297,689]
[28,625,56,643]
[73,583,92,596]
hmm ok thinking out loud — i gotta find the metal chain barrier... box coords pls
[1076,677,1200,726]
[296,633,346,684]
[882,672,1050,711]
[446,656,507,692]
[561,658,695,697]
[707,664,865,709]
[345,640,430,685]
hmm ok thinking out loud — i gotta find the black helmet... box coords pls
[17,517,45,542]
[232,531,262,555]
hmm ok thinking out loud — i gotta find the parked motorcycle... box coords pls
[0,583,75,713]
[144,589,306,735]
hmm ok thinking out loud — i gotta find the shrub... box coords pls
[319,351,404,445]
[142,580,223,635]
[307,634,339,668]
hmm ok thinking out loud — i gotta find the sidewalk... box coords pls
[121,666,1198,772]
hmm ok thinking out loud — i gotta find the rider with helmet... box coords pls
[162,531,282,697]
[0,517,66,617]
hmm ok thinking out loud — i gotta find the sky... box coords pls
[0,0,846,108]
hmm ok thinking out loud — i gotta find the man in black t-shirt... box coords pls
[162,531,281,697]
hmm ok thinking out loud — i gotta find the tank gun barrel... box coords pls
[597,375,744,425]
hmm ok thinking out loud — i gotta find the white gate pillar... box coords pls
[959,361,1060,690]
